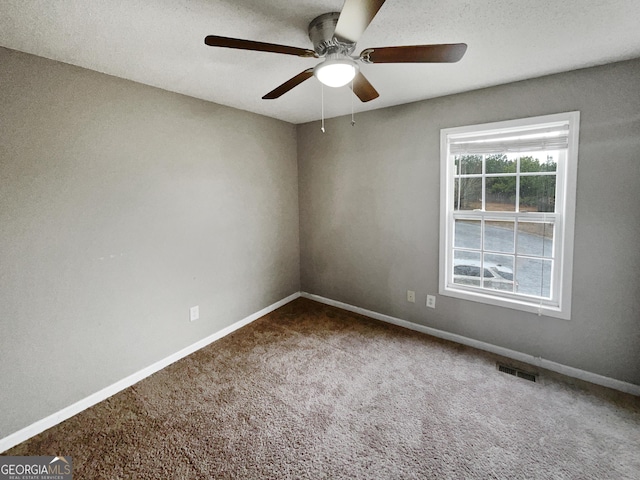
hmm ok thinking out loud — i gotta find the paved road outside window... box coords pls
[454,221,552,298]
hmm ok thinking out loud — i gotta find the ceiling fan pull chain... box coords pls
[351,78,356,126]
[321,83,326,133]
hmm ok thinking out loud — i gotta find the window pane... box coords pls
[515,257,552,298]
[519,153,558,173]
[485,154,516,174]
[454,177,482,210]
[485,177,516,211]
[519,175,556,212]
[456,155,482,175]
[517,222,554,258]
[454,219,481,249]
[453,250,481,287]
[483,254,515,292]
[484,220,515,253]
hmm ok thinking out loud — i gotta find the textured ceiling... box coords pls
[1,0,640,124]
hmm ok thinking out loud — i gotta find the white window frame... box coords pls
[439,112,580,319]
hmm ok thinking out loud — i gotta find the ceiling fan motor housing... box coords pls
[308,12,356,57]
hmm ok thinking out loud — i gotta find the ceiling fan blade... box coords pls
[204,35,317,58]
[263,68,315,99]
[334,0,386,44]
[360,43,467,63]
[351,71,379,102]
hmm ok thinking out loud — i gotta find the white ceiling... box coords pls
[2,0,640,124]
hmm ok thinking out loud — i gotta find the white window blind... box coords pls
[449,124,569,154]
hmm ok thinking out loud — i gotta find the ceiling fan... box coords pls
[204,0,467,102]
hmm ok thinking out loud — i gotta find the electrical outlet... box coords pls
[407,290,415,303]
[190,305,199,322]
[426,295,436,309]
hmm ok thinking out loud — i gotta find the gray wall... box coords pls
[298,58,640,385]
[0,47,300,436]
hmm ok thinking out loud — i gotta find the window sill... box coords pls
[439,284,570,320]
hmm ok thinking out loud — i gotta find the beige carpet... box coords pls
[5,298,640,479]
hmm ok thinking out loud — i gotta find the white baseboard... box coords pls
[301,292,640,397]
[0,292,300,454]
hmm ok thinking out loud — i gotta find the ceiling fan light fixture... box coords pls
[314,56,358,88]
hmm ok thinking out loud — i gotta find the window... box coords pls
[439,112,579,319]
